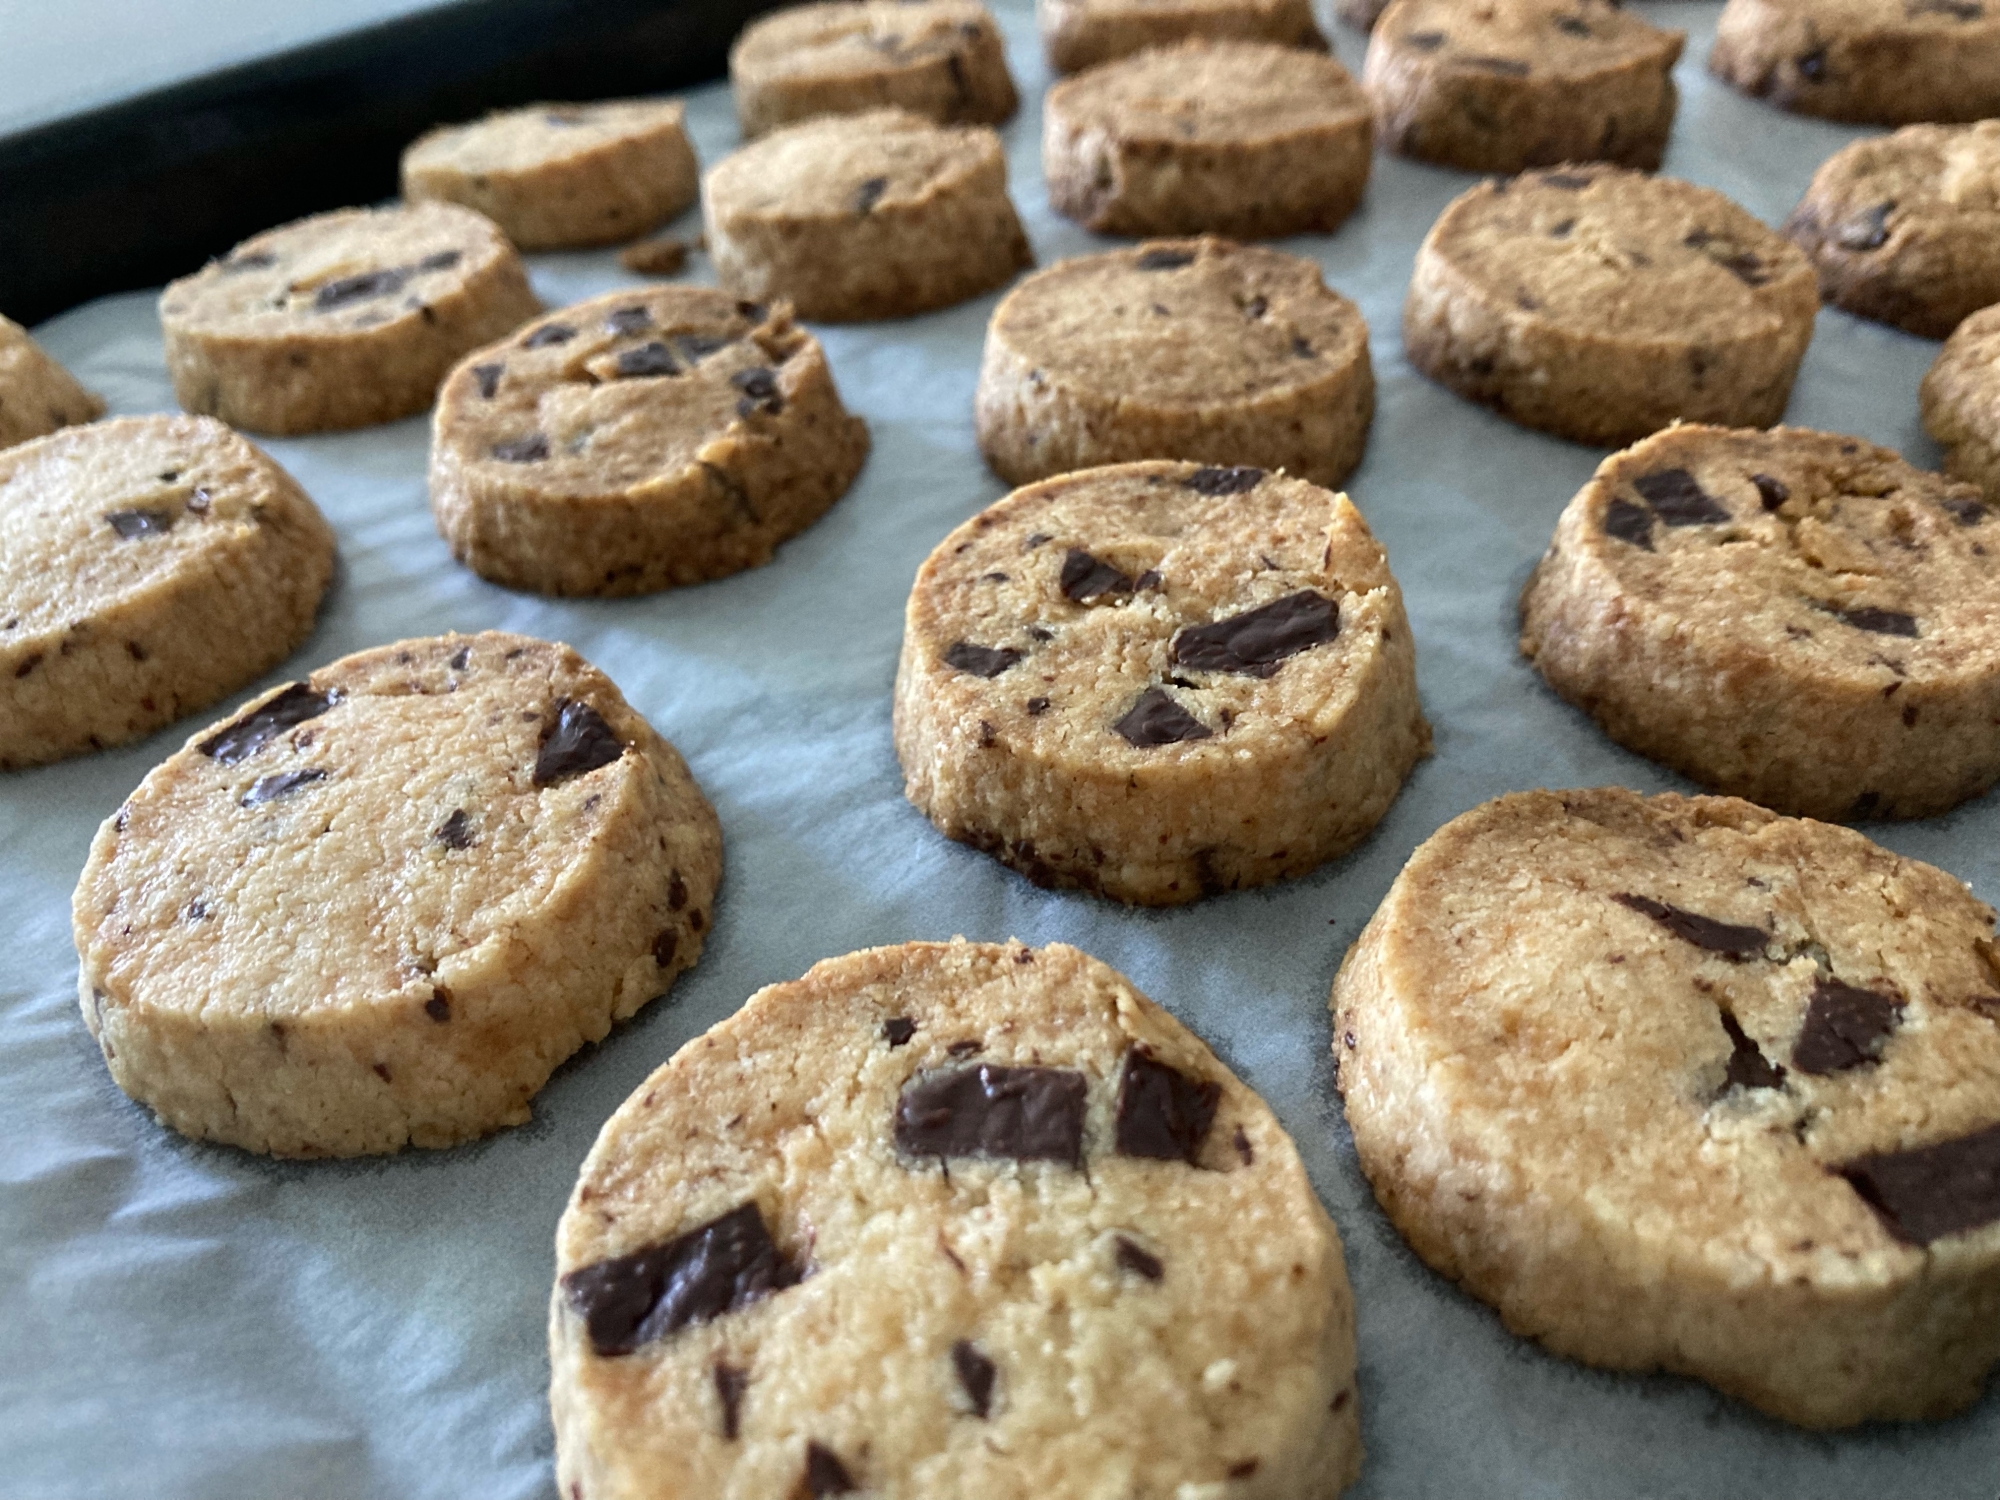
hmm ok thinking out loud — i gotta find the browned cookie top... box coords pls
[1046,39,1368,149]
[733,0,1008,96]
[706,107,1007,222]
[1372,0,1683,85]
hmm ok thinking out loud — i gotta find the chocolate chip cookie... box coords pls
[1043,42,1372,240]
[1405,165,1818,447]
[1,416,334,771]
[159,202,540,435]
[730,0,1018,137]
[1710,0,2000,125]
[72,632,722,1158]
[704,109,1032,323]
[1783,121,2000,340]
[1364,0,1684,174]
[430,288,869,597]
[1521,424,2000,820]
[976,239,1374,488]
[552,938,1363,1498]
[1922,303,2000,504]
[894,461,1428,905]
[0,313,102,449]
[1037,0,1326,74]
[1332,786,2000,1428]
[400,99,700,251]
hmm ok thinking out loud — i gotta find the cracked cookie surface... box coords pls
[551,938,1362,1499]
[71,631,721,1157]
[1331,786,2000,1428]
[1710,0,2000,125]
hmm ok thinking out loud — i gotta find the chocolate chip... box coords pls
[943,642,1021,678]
[894,1063,1088,1166]
[1944,495,1989,526]
[1752,473,1789,511]
[606,305,652,337]
[1541,172,1593,191]
[1603,497,1654,549]
[1793,977,1903,1074]
[472,363,504,399]
[1463,55,1530,74]
[802,1443,855,1496]
[199,683,337,765]
[1719,1010,1785,1091]
[1134,569,1163,591]
[1836,202,1894,252]
[1114,1235,1163,1280]
[492,435,549,463]
[1907,0,1981,18]
[948,1039,985,1059]
[561,1201,802,1356]
[1060,549,1134,604]
[883,1017,916,1047]
[1172,592,1339,678]
[1406,29,1446,48]
[425,990,451,1022]
[523,322,577,348]
[1115,1048,1220,1163]
[1836,1122,2000,1245]
[104,509,175,540]
[1025,696,1050,715]
[1185,465,1263,496]
[1113,687,1210,747]
[1243,294,1268,319]
[715,1363,747,1441]
[652,929,678,967]
[313,268,407,310]
[1554,14,1591,34]
[1135,248,1196,270]
[1612,893,1767,958]
[1826,604,1919,638]
[672,333,734,364]
[1229,1461,1260,1479]
[731,367,783,416]
[1634,469,1731,526]
[667,872,688,911]
[1797,46,1827,82]
[1233,1125,1253,1164]
[952,1339,996,1418]
[535,699,624,786]
[223,249,276,272]
[417,249,463,273]
[448,646,472,670]
[854,175,890,214]
[615,342,680,378]
[434,809,474,849]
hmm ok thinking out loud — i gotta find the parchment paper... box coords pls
[6,5,1998,1494]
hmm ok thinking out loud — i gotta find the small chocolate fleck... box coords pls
[1836,1122,2000,1245]
[1115,1048,1220,1163]
[669,872,688,911]
[1634,469,1730,527]
[731,367,783,416]
[715,1363,748,1441]
[1603,497,1654,549]
[943,641,1021,678]
[199,683,337,765]
[535,699,625,786]
[1943,495,1989,526]
[854,175,890,214]
[1797,45,1827,82]
[1541,172,1593,191]
[1113,687,1210,747]
[492,435,549,463]
[523,322,577,348]
[314,268,407,310]
[1752,473,1789,511]
[1025,696,1050,716]
[1406,29,1446,48]
[1463,54,1530,74]
[1908,0,1984,17]
[434,808,475,849]
[605,305,652,337]
[1836,201,1895,252]
[1060,548,1134,604]
[1793,977,1903,1075]
[105,508,175,540]
[1172,591,1339,678]
[615,341,680,378]
[1826,604,1919,638]
[947,1039,984,1058]
[1185,465,1263,496]
[1719,1010,1785,1092]
[1612,893,1767,958]
[952,1339,996,1418]
[1229,1460,1260,1479]
[1554,14,1591,34]
[472,362,504,399]
[1233,1125,1254,1164]
[673,333,733,364]
[222,249,276,272]
[894,1063,1088,1166]
[448,646,472,670]
[883,1017,916,1047]
[1115,1235,1163,1280]
[802,1443,855,1496]
[652,929,679,967]
[1135,569,1163,591]
[425,991,451,1022]
[1135,247,1197,271]
[1243,294,1268,319]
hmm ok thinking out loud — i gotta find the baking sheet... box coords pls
[7,4,1998,1495]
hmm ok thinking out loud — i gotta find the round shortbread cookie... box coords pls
[1710,0,2000,125]
[893,461,1427,905]
[704,109,1032,323]
[430,288,869,597]
[729,0,1019,138]
[1520,424,2000,821]
[72,631,721,1158]
[1330,786,2000,1428]
[1,416,333,771]
[1783,121,2000,340]
[1405,165,1818,447]
[401,99,700,252]
[1036,0,1325,75]
[1922,303,2000,505]
[1043,42,1372,240]
[551,938,1363,1498]
[0,313,103,450]
[975,239,1374,488]
[1363,0,1684,174]
[159,202,540,435]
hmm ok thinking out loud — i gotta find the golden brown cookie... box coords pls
[1922,303,2000,504]
[0,314,103,450]
[1037,0,1326,74]
[1710,0,2000,125]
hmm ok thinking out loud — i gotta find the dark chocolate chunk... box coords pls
[731,367,783,416]
[1134,569,1162,591]
[426,988,451,1022]
[240,768,326,807]
[1835,201,1894,252]
[434,808,474,849]
[1115,1235,1163,1281]
[1719,1010,1785,1092]
[199,682,337,765]
[614,341,681,378]
[1827,604,1919,638]
[605,305,651,337]
[952,1339,996,1418]
[1135,247,1196,270]
[1836,1122,2000,1245]
[1797,45,1827,82]
[1406,29,1446,48]
[1185,465,1263,496]
[313,268,407,310]
[1025,696,1050,715]
[1751,473,1789,511]
[1115,1048,1220,1163]
[492,435,549,463]
[534,699,625,786]
[802,1443,855,1497]
[1943,495,1989,526]
[854,175,890,214]
[1463,55,1531,74]
[1603,497,1654,549]
[472,362,504,399]
[523,322,577,348]
[1113,687,1210,747]
[652,929,678,967]
[1171,591,1339,678]
[561,1201,802,1357]
[1633,468,1730,526]
[942,641,1022,678]
[894,1063,1088,1167]
[104,508,175,540]
[1792,977,1903,1075]
[448,645,472,670]
[416,249,463,273]
[883,1016,916,1047]
[1060,548,1134,604]
[668,872,688,910]
[715,1363,747,1442]
[1541,172,1593,191]
[1612,893,1767,958]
